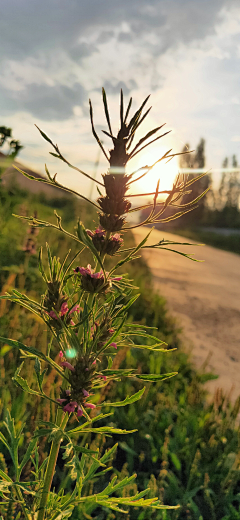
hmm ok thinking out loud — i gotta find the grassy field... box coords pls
[1,186,240,519]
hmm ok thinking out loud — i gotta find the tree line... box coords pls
[179,139,240,228]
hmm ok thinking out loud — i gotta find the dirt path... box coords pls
[133,228,240,400]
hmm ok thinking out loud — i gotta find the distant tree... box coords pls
[179,138,210,226]
[0,126,23,158]
[211,155,240,228]
[0,126,23,188]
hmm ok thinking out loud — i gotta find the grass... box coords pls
[168,227,240,255]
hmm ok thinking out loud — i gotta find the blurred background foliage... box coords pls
[1,169,240,519]
[140,138,240,255]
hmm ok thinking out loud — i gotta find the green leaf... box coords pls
[13,373,42,396]
[0,337,65,379]
[109,229,152,274]
[19,437,38,477]
[89,99,109,161]
[170,452,181,471]
[0,468,12,483]
[101,368,135,377]
[35,125,53,145]
[135,372,177,382]
[124,96,132,124]
[49,152,60,158]
[0,432,11,453]
[68,426,136,435]
[102,87,112,136]
[34,358,47,392]
[103,387,145,407]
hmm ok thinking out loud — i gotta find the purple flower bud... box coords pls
[60,302,68,316]
[63,401,78,414]
[57,398,67,404]
[77,405,83,417]
[86,229,94,237]
[49,310,57,319]
[69,304,80,314]
[85,403,96,409]
[98,374,107,381]
[82,388,90,397]
[61,361,75,372]
[110,342,117,349]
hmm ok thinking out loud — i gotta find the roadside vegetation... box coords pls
[1,183,240,519]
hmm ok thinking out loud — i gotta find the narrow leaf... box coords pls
[103,387,145,407]
[135,372,177,382]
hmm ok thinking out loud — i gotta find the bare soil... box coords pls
[133,227,240,400]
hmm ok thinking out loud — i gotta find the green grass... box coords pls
[168,227,240,255]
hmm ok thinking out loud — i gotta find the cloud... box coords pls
[0,82,86,120]
[101,80,138,96]
[1,0,238,64]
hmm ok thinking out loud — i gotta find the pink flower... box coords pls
[57,398,67,404]
[74,264,122,283]
[82,389,89,397]
[95,228,105,237]
[98,374,107,381]
[112,233,123,243]
[86,229,94,237]
[92,360,96,365]
[49,310,58,319]
[63,401,78,414]
[69,304,80,314]
[48,302,79,322]
[61,361,75,372]
[110,342,117,349]
[59,351,64,358]
[60,302,68,316]
[77,405,83,417]
[85,403,96,409]
[65,389,71,396]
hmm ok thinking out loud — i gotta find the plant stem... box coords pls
[37,412,69,520]
[15,486,31,520]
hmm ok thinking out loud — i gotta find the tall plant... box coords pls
[0,90,206,520]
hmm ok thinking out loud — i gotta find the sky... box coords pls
[1,0,240,198]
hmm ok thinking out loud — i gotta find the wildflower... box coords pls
[98,374,107,381]
[77,405,83,417]
[56,398,67,404]
[47,302,79,327]
[85,403,96,409]
[63,401,78,414]
[61,361,75,372]
[74,264,122,293]
[99,213,126,232]
[82,388,90,397]
[110,342,117,349]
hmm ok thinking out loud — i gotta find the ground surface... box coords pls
[133,227,240,400]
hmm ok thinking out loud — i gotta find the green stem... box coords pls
[37,411,69,520]
[15,486,31,520]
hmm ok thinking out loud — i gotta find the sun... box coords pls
[127,145,179,200]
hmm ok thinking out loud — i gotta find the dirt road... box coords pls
[133,228,240,400]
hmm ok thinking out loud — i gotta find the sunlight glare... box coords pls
[128,146,179,199]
